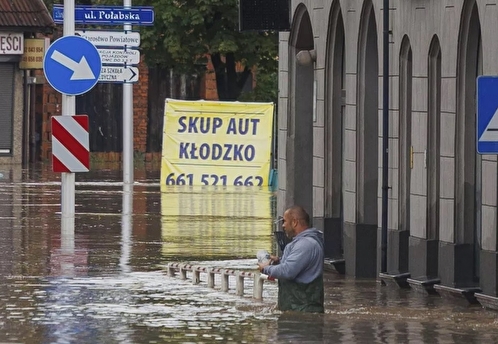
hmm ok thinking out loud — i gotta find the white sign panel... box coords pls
[75,30,140,47]
[99,66,139,83]
[0,32,23,54]
[98,48,140,65]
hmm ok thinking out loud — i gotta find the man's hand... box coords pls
[257,260,270,272]
[257,255,280,272]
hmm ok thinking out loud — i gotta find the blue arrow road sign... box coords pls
[477,76,498,154]
[52,5,155,26]
[43,36,101,96]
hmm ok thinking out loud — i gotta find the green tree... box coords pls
[134,0,277,101]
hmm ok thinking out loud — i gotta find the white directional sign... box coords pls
[75,30,140,47]
[98,48,140,65]
[74,31,141,83]
[99,66,139,83]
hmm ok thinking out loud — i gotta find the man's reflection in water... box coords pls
[276,312,330,343]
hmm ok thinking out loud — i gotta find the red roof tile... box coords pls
[0,0,55,30]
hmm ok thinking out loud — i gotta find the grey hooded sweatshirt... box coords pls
[262,227,324,283]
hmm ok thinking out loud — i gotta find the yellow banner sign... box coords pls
[161,99,274,186]
[19,38,47,69]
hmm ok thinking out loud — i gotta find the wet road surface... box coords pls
[1,165,498,343]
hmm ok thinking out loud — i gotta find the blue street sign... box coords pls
[43,36,102,96]
[52,5,155,26]
[477,76,498,154]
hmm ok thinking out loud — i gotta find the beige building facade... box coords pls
[278,0,498,304]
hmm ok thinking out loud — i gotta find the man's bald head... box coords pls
[281,206,310,238]
[287,205,310,227]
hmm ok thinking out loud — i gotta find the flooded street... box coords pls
[1,165,498,343]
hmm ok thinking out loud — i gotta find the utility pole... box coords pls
[381,0,390,273]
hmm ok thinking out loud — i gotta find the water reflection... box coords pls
[120,183,133,273]
[160,185,274,260]
[1,166,498,343]
[274,313,327,342]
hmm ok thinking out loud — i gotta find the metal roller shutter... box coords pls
[0,63,14,154]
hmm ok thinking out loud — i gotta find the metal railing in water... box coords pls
[166,263,276,300]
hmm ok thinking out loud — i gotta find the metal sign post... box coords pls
[62,0,76,223]
[121,0,134,274]
[381,0,389,274]
[60,0,76,257]
[123,0,133,186]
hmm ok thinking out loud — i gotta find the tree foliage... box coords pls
[133,0,278,101]
[43,0,278,102]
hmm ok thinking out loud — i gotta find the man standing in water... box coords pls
[257,205,324,313]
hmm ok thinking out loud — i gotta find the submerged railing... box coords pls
[166,263,276,300]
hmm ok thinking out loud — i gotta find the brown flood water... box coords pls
[0,165,498,343]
